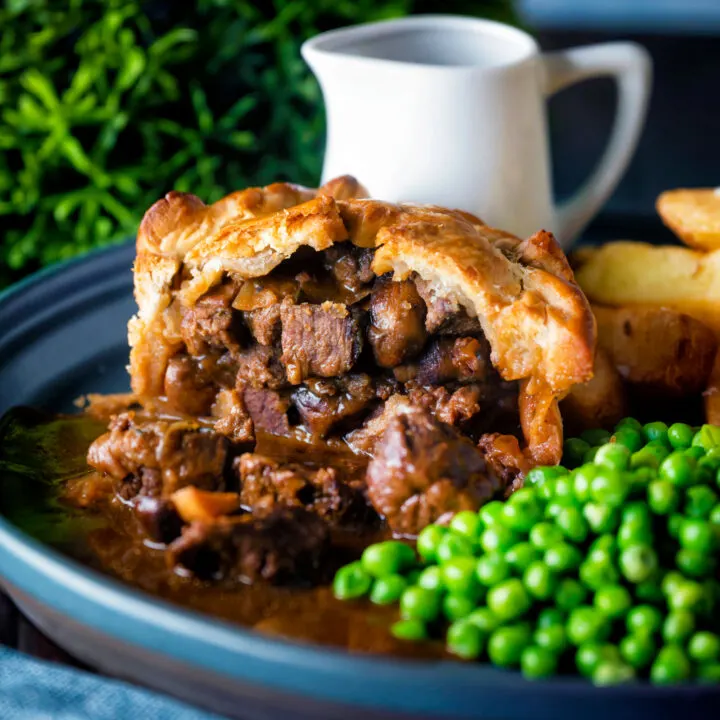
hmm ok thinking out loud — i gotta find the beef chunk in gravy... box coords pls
[414,277,482,336]
[87,413,229,497]
[168,507,329,584]
[292,375,376,437]
[236,345,287,390]
[368,278,428,368]
[401,336,490,386]
[323,243,375,294]
[135,496,183,544]
[164,355,217,416]
[366,406,501,535]
[280,302,363,383]
[212,389,254,444]
[242,388,291,436]
[235,453,363,521]
[181,284,242,355]
[245,304,282,346]
[407,385,482,428]
[478,433,530,494]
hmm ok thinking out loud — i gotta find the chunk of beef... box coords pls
[402,336,490,386]
[280,301,363,383]
[87,413,228,497]
[164,354,216,416]
[366,406,500,535]
[245,304,281,346]
[168,507,330,585]
[368,278,427,368]
[407,385,482,427]
[323,243,375,294]
[414,277,482,335]
[181,284,242,355]
[478,433,530,496]
[344,395,413,456]
[292,375,376,437]
[212,389,254,444]
[236,345,287,390]
[235,453,364,521]
[243,388,291,436]
[135,496,183,544]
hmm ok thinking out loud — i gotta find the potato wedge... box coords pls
[704,348,720,426]
[593,304,717,397]
[657,188,720,250]
[560,347,627,432]
[171,487,241,523]
[574,241,720,334]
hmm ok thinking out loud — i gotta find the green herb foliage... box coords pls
[0,0,516,286]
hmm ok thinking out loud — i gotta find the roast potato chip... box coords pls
[574,241,720,334]
[657,188,720,250]
[593,305,717,397]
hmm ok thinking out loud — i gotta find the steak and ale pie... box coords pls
[86,175,595,585]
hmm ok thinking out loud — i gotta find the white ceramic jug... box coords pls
[302,15,652,246]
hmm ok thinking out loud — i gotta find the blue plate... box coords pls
[0,244,717,719]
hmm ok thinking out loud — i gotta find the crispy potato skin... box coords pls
[593,305,717,397]
[560,348,627,433]
[574,242,720,335]
[657,188,720,251]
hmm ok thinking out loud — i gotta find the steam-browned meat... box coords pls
[245,304,281,346]
[164,355,216,416]
[243,388,291,436]
[168,507,330,584]
[181,284,242,355]
[280,302,363,383]
[407,336,490,385]
[414,277,482,335]
[292,375,376,437]
[135,496,183,544]
[235,453,363,521]
[407,385,482,427]
[87,413,229,496]
[366,406,500,535]
[478,433,530,494]
[367,278,427,368]
[212,389,254,444]
[236,345,287,390]
[323,243,375,294]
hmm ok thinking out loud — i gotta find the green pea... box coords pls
[676,548,715,578]
[580,559,620,591]
[688,631,720,663]
[529,521,563,550]
[589,534,617,555]
[650,645,691,685]
[630,444,667,470]
[525,465,567,488]
[583,502,620,534]
[544,542,582,574]
[661,571,686,598]
[581,428,612,447]
[612,428,644,453]
[593,661,635,686]
[662,610,695,644]
[591,468,629,507]
[697,663,720,683]
[704,446,720,468]
[556,578,587,611]
[361,541,415,578]
[523,561,557,600]
[552,474,576,504]
[450,510,483,539]
[648,479,679,515]
[668,581,705,612]
[447,619,484,660]
[628,467,655,496]
[710,503,720,528]
[391,618,427,642]
[615,417,643,433]
[567,606,610,646]
[563,438,591,468]
[692,424,720,451]
[475,552,510,587]
[679,518,715,553]
[488,624,532,667]
[620,632,656,669]
[479,500,505,527]
[594,442,631,471]
[622,501,652,529]
[617,521,653,549]
[594,585,632,619]
[417,566,444,592]
[501,488,543,532]
[487,579,531,622]
[575,642,622,677]
[659,452,697,487]
[443,593,477,621]
[479,525,518,554]
[635,577,664,603]
[572,464,597,502]
[333,562,372,600]
[626,605,663,635]
[467,607,499,635]
[544,500,566,521]
[442,557,479,595]
[555,505,589,542]
[668,512,685,538]
[685,446,706,461]
[534,624,568,654]
[505,542,540,573]
[521,645,558,679]
[619,544,658,584]
[437,532,474,563]
[400,586,442,622]
[416,525,446,563]
[370,574,408,605]
[537,608,565,629]
[668,422,695,449]
[643,421,669,444]
[584,445,600,464]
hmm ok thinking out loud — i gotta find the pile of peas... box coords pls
[333,419,720,685]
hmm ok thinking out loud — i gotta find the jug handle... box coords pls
[542,42,652,245]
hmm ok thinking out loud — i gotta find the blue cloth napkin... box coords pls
[0,647,224,720]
